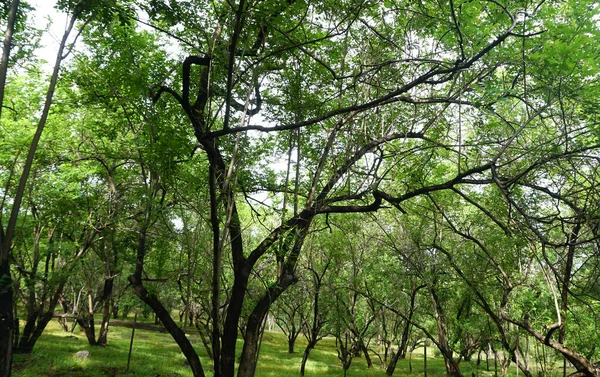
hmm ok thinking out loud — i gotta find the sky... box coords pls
[27,0,68,68]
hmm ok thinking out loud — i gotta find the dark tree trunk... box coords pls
[77,292,99,346]
[0,1,22,375]
[193,316,214,360]
[15,280,66,354]
[220,267,250,377]
[360,341,373,368]
[386,284,423,376]
[237,271,296,377]
[97,277,114,346]
[300,259,330,376]
[15,310,57,354]
[130,275,205,377]
[429,286,464,377]
[386,349,403,376]
[300,342,317,376]
[0,263,14,377]
[337,334,354,377]
[131,225,205,377]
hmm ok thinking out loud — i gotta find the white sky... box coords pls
[28,0,68,67]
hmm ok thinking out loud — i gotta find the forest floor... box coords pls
[11,319,558,377]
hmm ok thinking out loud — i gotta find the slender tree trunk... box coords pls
[97,277,114,346]
[360,341,373,368]
[77,292,99,346]
[209,163,222,376]
[387,284,423,376]
[194,317,214,360]
[0,2,21,376]
[237,272,296,377]
[1,5,81,374]
[15,279,66,354]
[130,276,205,377]
[429,286,463,377]
[300,342,317,376]
[220,268,250,377]
[300,259,329,376]
[0,264,14,377]
[387,348,403,376]
[0,0,19,121]
[130,225,205,377]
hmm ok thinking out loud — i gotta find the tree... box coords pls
[0,1,25,373]
[0,1,92,372]
[273,282,306,354]
[132,1,542,375]
[7,1,597,377]
[299,239,332,376]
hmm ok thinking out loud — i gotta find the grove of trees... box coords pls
[1,0,599,377]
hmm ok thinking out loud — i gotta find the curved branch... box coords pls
[206,13,521,139]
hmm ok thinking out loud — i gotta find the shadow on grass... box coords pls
[12,323,208,377]
[13,322,520,377]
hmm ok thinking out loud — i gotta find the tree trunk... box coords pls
[78,294,98,346]
[0,2,22,376]
[388,284,423,375]
[0,263,14,377]
[193,317,214,360]
[15,281,66,354]
[386,348,403,376]
[130,276,205,377]
[428,286,463,377]
[445,359,463,377]
[131,219,205,377]
[97,277,114,346]
[1,4,81,373]
[15,310,56,353]
[300,342,317,376]
[0,0,19,121]
[220,267,250,377]
[361,341,373,368]
[237,271,295,377]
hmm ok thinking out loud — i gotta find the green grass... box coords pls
[11,320,561,377]
[13,319,198,377]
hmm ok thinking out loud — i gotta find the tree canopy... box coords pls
[1,0,600,377]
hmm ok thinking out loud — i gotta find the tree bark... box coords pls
[15,281,66,354]
[0,264,14,377]
[429,286,464,377]
[360,341,373,368]
[0,0,19,121]
[130,275,205,377]
[386,348,403,376]
[97,277,114,346]
[220,267,250,377]
[288,335,296,354]
[78,298,97,346]
[387,283,423,376]
[0,2,21,374]
[300,341,317,376]
[131,200,206,377]
[1,4,81,373]
[237,270,297,377]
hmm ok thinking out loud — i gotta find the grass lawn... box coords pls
[10,319,549,377]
